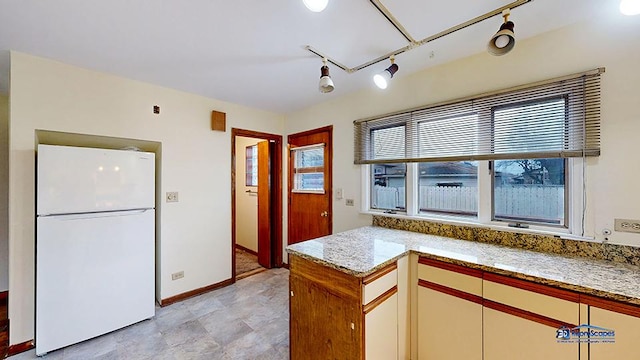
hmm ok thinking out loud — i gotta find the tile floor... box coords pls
[12,268,290,360]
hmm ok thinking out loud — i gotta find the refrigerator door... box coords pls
[35,209,155,355]
[37,145,155,216]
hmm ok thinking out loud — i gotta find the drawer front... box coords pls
[418,264,482,297]
[363,268,397,305]
[483,279,578,324]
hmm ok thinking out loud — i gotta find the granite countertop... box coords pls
[286,226,640,306]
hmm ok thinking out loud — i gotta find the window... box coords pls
[245,145,258,186]
[371,163,406,211]
[418,161,477,216]
[493,159,566,226]
[355,68,603,233]
[292,144,324,193]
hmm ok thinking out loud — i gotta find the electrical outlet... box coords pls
[166,192,179,202]
[614,219,640,234]
[345,199,354,206]
[171,271,184,280]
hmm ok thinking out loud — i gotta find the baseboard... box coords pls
[159,278,234,307]
[7,339,34,357]
[235,244,258,256]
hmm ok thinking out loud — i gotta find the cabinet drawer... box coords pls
[483,274,579,325]
[363,264,397,305]
[418,259,482,297]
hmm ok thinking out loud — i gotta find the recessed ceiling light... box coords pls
[303,0,328,12]
[620,0,640,15]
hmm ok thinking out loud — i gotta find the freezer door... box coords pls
[37,145,155,215]
[35,210,155,355]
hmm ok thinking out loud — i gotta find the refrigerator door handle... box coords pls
[37,209,154,220]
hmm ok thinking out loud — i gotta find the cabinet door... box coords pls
[417,286,482,360]
[484,307,578,360]
[365,292,398,360]
[290,274,361,360]
[589,306,640,359]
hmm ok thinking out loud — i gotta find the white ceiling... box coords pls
[0,0,606,113]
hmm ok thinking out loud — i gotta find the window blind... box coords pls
[354,68,603,164]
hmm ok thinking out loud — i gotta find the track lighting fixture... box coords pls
[620,0,640,15]
[373,56,399,90]
[303,0,328,12]
[488,9,516,56]
[318,58,334,93]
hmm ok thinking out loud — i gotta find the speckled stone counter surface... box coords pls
[286,226,640,306]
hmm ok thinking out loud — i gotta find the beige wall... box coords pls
[235,136,260,253]
[8,52,284,344]
[284,15,640,247]
[0,94,8,292]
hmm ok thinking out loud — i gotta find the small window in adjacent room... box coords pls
[245,145,258,187]
[371,163,406,212]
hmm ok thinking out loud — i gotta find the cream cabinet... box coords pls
[482,273,580,360]
[582,296,640,359]
[363,263,399,360]
[416,258,483,360]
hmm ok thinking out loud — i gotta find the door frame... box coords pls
[231,128,283,281]
[287,125,333,245]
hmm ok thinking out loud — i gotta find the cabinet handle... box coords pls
[320,211,328,217]
[290,291,294,297]
[351,322,354,330]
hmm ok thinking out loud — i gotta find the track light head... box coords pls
[373,56,399,90]
[488,9,516,56]
[303,0,328,12]
[319,58,334,93]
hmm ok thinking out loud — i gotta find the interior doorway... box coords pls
[231,129,283,281]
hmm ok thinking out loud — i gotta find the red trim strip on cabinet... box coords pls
[580,294,640,318]
[483,272,580,303]
[418,279,483,305]
[418,257,483,278]
[483,299,577,329]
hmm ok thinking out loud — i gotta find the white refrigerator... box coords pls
[36,145,156,356]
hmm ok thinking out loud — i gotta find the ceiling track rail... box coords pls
[368,0,416,43]
[305,0,533,74]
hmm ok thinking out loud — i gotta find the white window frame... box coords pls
[362,157,587,238]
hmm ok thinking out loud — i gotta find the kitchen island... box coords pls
[287,226,640,360]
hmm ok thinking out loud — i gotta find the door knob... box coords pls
[321,211,328,217]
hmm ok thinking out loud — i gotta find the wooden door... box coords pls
[288,126,332,245]
[257,140,273,268]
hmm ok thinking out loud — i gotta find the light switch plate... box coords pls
[166,192,179,202]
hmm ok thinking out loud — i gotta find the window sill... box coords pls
[361,210,596,243]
